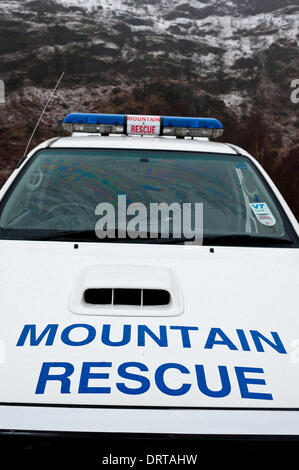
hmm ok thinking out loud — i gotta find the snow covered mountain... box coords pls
[0,0,298,157]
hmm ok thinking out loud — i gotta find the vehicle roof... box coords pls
[49,135,237,155]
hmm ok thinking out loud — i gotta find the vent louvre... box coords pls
[114,288,142,306]
[84,288,112,305]
[143,289,170,306]
[84,288,170,307]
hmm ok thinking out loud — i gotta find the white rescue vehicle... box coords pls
[0,113,298,463]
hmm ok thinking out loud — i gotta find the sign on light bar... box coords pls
[127,115,161,136]
[63,113,223,138]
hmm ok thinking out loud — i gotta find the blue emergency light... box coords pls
[64,113,125,126]
[63,113,223,138]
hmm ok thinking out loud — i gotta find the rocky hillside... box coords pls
[0,0,298,215]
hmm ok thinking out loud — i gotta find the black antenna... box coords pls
[23,72,65,158]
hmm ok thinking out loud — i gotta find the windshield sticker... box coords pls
[250,202,276,226]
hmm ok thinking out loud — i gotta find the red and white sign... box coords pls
[127,115,161,136]
[250,202,276,226]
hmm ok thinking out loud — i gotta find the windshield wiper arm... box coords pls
[1,229,294,246]
[32,230,98,241]
[32,230,194,244]
[203,234,295,246]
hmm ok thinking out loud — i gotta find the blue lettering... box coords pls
[79,362,112,394]
[236,329,251,351]
[102,324,131,347]
[117,362,150,395]
[17,324,58,346]
[61,324,96,346]
[35,362,74,394]
[169,326,198,348]
[155,363,191,396]
[205,328,238,350]
[195,365,231,398]
[250,330,287,354]
[138,325,168,347]
[235,367,273,400]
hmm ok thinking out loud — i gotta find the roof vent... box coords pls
[84,288,170,307]
[69,265,183,317]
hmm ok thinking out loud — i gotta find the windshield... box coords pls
[0,148,296,246]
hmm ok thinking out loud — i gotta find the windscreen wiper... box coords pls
[203,234,295,247]
[32,230,194,244]
[3,229,294,246]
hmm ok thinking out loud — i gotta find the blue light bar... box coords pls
[62,113,224,138]
[64,113,125,125]
[163,116,223,130]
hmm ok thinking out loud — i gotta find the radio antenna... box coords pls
[23,72,65,158]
